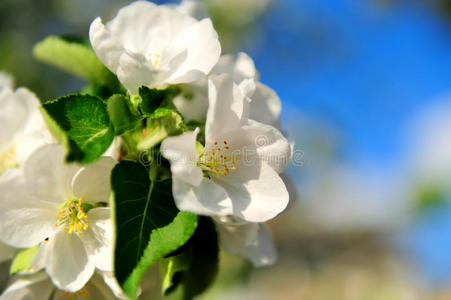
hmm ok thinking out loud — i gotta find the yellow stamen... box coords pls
[148,52,161,68]
[197,140,238,178]
[55,198,89,235]
[0,141,17,174]
[61,285,90,300]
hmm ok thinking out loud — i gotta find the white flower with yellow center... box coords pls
[173,52,282,126]
[0,76,52,177]
[162,74,290,222]
[1,271,126,300]
[0,145,115,292]
[215,216,277,267]
[89,0,221,94]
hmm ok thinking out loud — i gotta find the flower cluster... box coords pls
[0,1,292,299]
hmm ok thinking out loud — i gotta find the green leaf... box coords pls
[413,182,448,214]
[138,86,179,116]
[43,94,115,164]
[146,107,177,120]
[81,83,123,100]
[33,35,119,88]
[180,217,219,300]
[107,94,142,135]
[160,247,192,296]
[111,161,198,300]
[137,110,186,151]
[10,245,39,275]
[160,217,219,299]
[186,120,205,131]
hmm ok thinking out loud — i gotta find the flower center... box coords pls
[60,286,90,300]
[54,198,90,235]
[0,142,17,174]
[147,52,161,68]
[198,140,238,178]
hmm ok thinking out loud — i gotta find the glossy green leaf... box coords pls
[180,217,219,300]
[107,94,142,135]
[137,110,186,151]
[33,35,119,88]
[43,94,115,164]
[111,161,198,300]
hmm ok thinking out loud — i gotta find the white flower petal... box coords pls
[1,272,54,300]
[218,161,289,222]
[47,230,95,292]
[72,157,115,204]
[212,52,258,83]
[242,224,277,266]
[216,217,259,251]
[116,51,161,94]
[238,78,256,99]
[0,71,14,89]
[97,271,128,300]
[75,272,121,300]
[246,120,291,173]
[216,220,276,266]
[0,87,29,141]
[90,1,218,93]
[79,208,113,271]
[173,178,232,216]
[103,137,121,160]
[161,129,203,187]
[212,53,282,126]
[24,144,80,203]
[89,17,125,74]
[0,87,51,168]
[0,170,56,248]
[206,74,248,142]
[216,120,291,174]
[30,240,51,273]
[250,82,282,127]
[166,18,221,84]
[172,80,209,121]
[174,0,209,20]
[106,2,193,55]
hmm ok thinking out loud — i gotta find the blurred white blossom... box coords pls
[215,216,277,266]
[0,77,52,176]
[89,1,221,94]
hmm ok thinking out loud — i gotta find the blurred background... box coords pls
[3,0,451,299]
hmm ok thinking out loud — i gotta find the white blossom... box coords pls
[215,217,277,267]
[89,1,221,94]
[162,74,290,222]
[0,271,126,300]
[174,52,282,126]
[0,71,14,89]
[0,81,52,176]
[0,145,115,292]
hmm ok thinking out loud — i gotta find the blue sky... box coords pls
[243,0,451,286]
[247,0,451,164]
